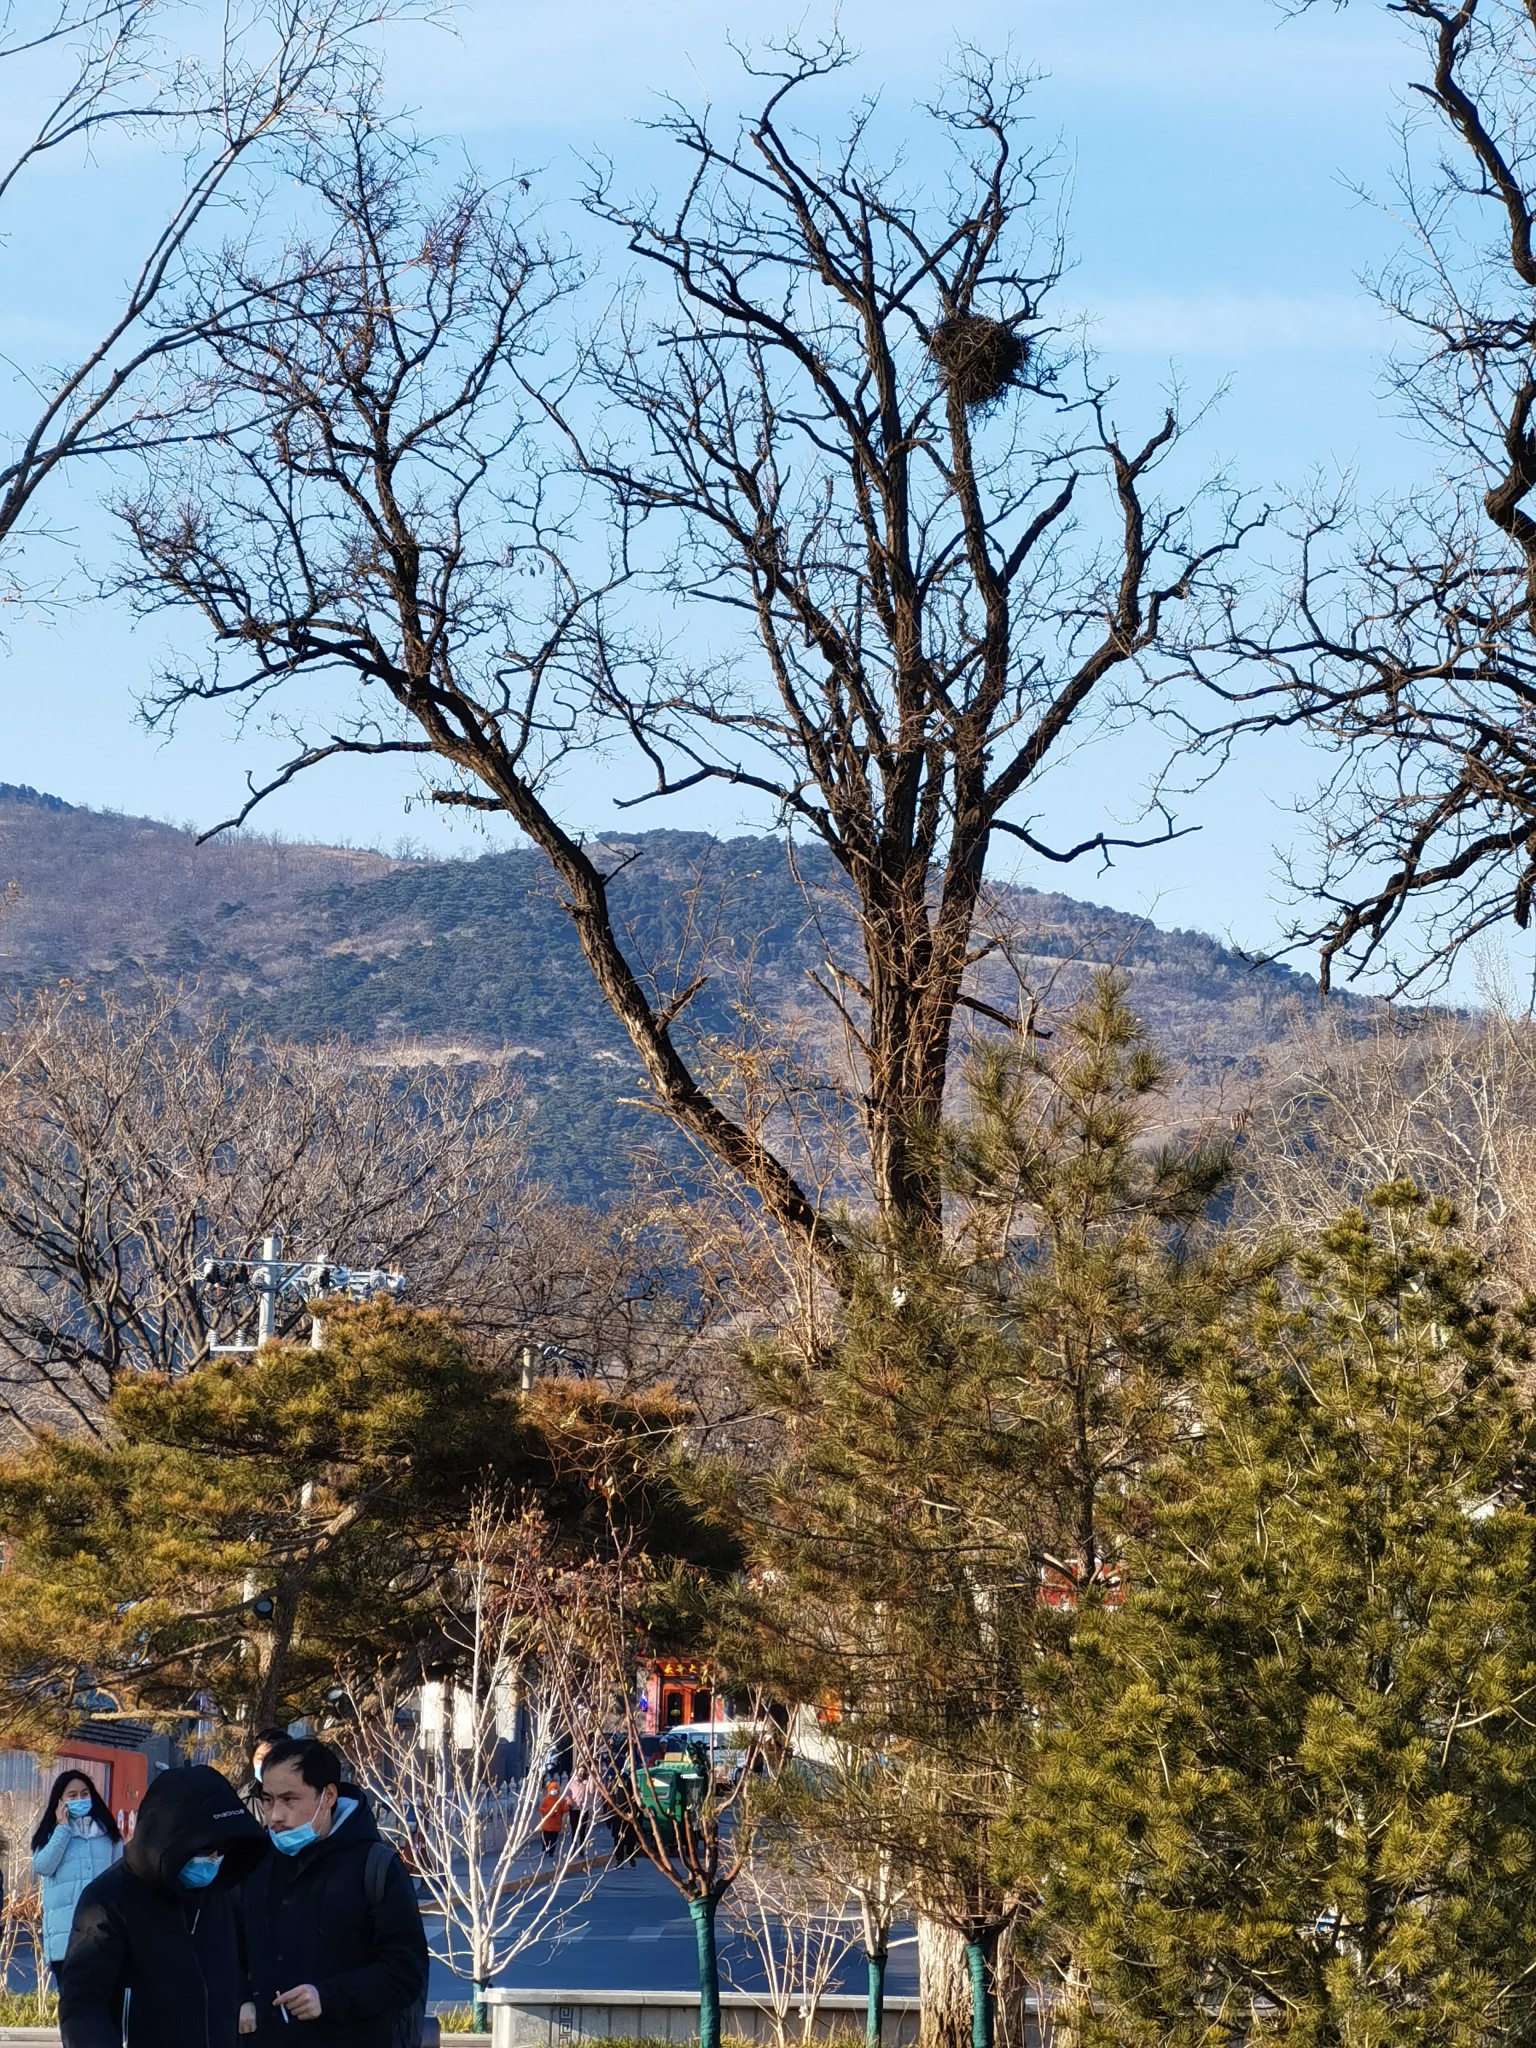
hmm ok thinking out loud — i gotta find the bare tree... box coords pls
[722,1839,861,2048]
[1239,995,1536,1294]
[1243,1008,1495,1228]
[0,1786,47,2021]
[0,983,541,1431]
[1225,1,1536,991]
[347,1502,598,2032]
[108,64,1257,2048]
[532,1533,763,2048]
[114,47,1254,1267]
[0,0,417,596]
[774,1718,911,2048]
[494,1190,722,1413]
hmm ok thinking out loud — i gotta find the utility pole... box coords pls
[256,1231,281,1348]
[518,1339,585,1392]
[199,1237,405,1354]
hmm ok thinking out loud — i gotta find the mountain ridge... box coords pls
[0,792,1328,1200]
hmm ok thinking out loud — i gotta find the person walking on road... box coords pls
[59,1762,268,2048]
[563,1772,596,1850]
[32,1771,120,1982]
[537,1779,568,1859]
[242,1737,427,2047]
[592,1761,638,1865]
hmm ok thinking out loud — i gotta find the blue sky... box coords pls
[0,0,1453,973]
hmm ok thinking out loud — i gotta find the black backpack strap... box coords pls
[364,1838,393,1913]
[363,1840,426,2048]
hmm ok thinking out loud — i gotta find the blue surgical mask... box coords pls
[179,1853,223,1889]
[269,1797,327,1857]
[65,1797,92,1819]
[269,1819,318,1856]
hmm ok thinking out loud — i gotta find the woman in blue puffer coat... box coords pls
[31,1769,121,1977]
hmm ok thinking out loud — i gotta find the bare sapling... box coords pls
[345,1501,598,2031]
[722,1830,861,2048]
[532,1532,765,2048]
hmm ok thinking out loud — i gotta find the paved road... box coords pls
[425,1851,919,2007]
[3,1843,920,2013]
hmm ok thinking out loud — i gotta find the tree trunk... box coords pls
[246,1567,304,1730]
[866,1945,888,2048]
[992,1930,1034,2048]
[691,1892,722,2048]
[919,1918,971,2048]
[922,1918,1032,2048]
[965,1928,998,2048]
[863,846,985,1236]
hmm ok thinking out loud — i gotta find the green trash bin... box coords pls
[636,1744,707,1849]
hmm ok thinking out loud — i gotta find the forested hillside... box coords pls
[0,786,1328,1199]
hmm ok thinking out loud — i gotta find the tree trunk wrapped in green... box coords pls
[690,1893,722,2048]
[865,1944,887,2048]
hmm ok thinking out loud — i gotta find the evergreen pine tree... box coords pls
[1036,1185,1536,2048]
[722,979,1241,2048]
[0,1299,726,1737]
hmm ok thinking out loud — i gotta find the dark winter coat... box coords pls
[59,1763,269,2048]
[240,1782,427,2048]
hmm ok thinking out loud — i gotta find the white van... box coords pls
[658,1720,772,1785]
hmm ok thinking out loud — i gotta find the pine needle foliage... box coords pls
[722,978,1245,2034]
[0,1300,724,1741]
[935,976,1237,1587]
[1033,1184,1536,2048]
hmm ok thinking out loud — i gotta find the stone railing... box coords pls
[485,1987,922,2048]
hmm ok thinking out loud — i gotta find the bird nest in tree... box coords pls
[929,315,1028,410]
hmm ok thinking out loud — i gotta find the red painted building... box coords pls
[637,1656,722,1734]
[55,1740,150,1835]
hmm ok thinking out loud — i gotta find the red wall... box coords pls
[56,1744,149,1836]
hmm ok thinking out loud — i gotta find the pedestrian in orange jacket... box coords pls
[537,1781,568,1859]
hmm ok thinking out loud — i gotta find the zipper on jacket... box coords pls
[188,1903,211,2048]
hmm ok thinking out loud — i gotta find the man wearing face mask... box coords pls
[59,1762,269,2048]
[241,1727,293,1821]
[243,1738,426,2046]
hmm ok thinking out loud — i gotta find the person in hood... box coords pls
[242,1737,426,2047]
[59,1762,268,2048]
[31,1769,121,1978]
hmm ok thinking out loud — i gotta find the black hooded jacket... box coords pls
[60,1764,269,2048]
[240,1782,426,2048]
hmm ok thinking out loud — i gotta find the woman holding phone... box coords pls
[31,1769,121,1980]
